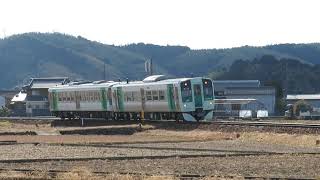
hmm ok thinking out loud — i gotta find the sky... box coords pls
[0,0,319,49]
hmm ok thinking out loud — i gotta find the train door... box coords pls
[140,88,145,112]
[75,91,80,110]
[108,88,112,107]
[174,87,180,111]
[167,84,176,111]
[113,90,119,111]
[193,84,203,108]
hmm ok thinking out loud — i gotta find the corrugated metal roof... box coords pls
[31,83,65,89]
[213,80,260,84]
[28,77,70,89]
[286,94,320,100]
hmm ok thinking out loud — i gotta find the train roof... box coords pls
[112,77,204,88]
[49,76,212,91]
[49,81,119,91]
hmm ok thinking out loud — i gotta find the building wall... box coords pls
[26,101,50,116]
[226,94,275,115]
[287,99,320,109]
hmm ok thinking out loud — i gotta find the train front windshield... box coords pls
[202,79,213,100]
[180,80,193,103]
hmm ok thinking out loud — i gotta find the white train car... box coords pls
[48,81,118,119]
[48,75,215,121]
[111,75,214,121]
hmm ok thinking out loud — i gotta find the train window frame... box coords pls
[152,90,159,101]
[133,91,140,102]
[90,91,94,102]
[180,80,193,103]
[125,92,132,102]
[62,92,67,102]
[146,91,152,101]
[66,92,71,102]
[57,92,62,101]
[70,92,74,101]
[95,91,99,101]
[159,90,165,101]
[202,79,214,101]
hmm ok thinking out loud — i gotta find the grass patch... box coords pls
[0,121,12,128]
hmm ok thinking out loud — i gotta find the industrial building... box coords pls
[213,80,276,117]
[286,94,320,118]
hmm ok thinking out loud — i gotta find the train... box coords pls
[48,75,215,121]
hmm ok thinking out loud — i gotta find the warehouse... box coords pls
[213,80,276,117]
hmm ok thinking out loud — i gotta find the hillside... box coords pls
[1,32,320,89]
[217,55,320,94]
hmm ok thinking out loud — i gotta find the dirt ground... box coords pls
[0,120,319,179]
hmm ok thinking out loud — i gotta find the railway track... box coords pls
[207,120,320,128]
[2,116,320,129]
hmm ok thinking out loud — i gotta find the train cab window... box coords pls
[202,79,213,100]
[152,91,158,101]
[159,91,165,100]
[146,91,152,101]
[180,80,192,103]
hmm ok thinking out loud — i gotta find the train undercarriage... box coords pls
[52,110,213,122]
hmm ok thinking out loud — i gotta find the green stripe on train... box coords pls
[100,88,107,110]
[117,87,124,112]
[52,90,58,111]
[167,84,176,111]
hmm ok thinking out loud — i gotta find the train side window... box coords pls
[86,92,89,101]
[66,92,71,102]
[125,92,131,102]
[91,91,94,101]
[133,92,139,102]
[95,91,99,101]
[70,92,74,101]
[80,92,84,101]
[146,91,152,101]
[58,93,62,101]
[62,92,66,102]
[159,91,165,100]
[152,91,158,101]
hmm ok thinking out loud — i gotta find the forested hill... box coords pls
[1,32,320,89]
[216,55,320,94]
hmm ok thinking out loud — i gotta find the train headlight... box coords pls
[210,102,213,105]
[184,104,187,107]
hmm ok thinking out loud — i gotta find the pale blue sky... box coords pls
[0,0,319,49]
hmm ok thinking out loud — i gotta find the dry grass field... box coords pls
[0,120,318,179]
